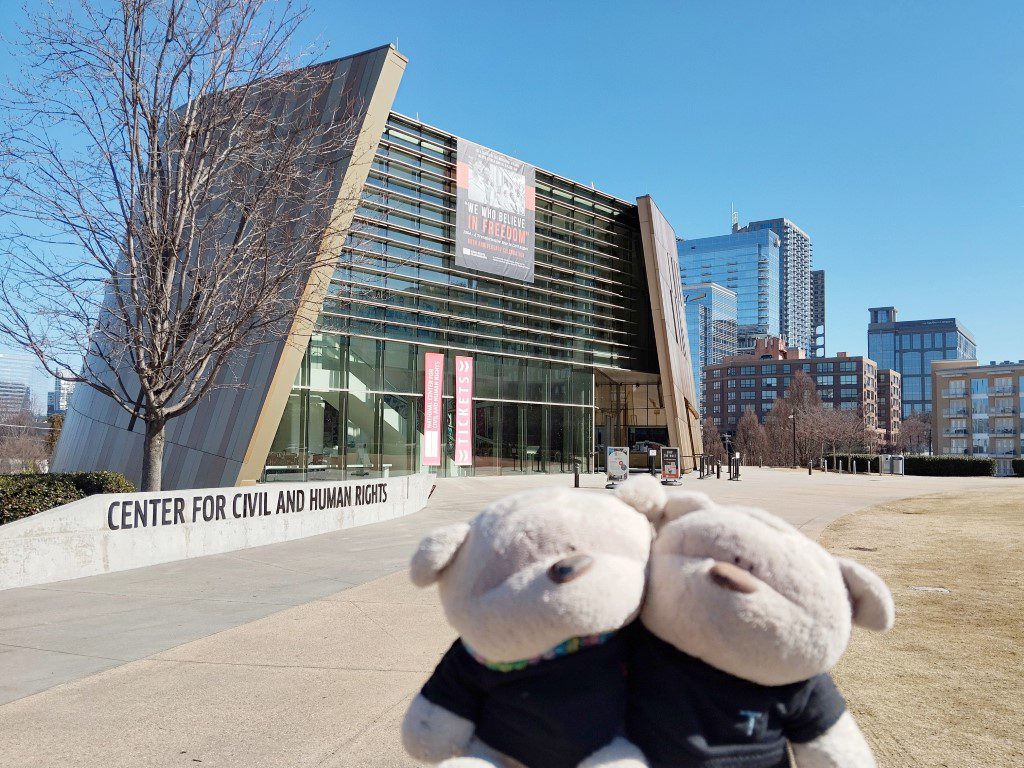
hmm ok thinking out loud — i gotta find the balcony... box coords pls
[942,408,969,417]
[992,386,1017,395]
[941,389,968,398]
[943,428,969,436]
[991,428,1017,435]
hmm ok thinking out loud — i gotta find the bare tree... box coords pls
[701,417,727,464]
[0,411,50,473]
[0,0,363,490]
[734,406,768,466]
[900,412,933,454]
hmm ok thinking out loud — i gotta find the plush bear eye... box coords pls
[733,555,755,574]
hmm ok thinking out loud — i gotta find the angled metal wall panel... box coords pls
[52,45,407,490]
[636,195,703,467]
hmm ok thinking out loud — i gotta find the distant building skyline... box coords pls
[678,228,781,354]
[47,378,75,417]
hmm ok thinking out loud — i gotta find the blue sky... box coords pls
[2,1,1022,404]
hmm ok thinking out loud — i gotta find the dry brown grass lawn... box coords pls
[820,486,1024,767]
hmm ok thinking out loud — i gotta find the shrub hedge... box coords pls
[1012,459,1024,478]
[822,454,998,476]
[902,455,996,477]
[0,471,135,525]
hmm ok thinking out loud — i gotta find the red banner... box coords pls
[422,352,444,466]
[454,356,473,465]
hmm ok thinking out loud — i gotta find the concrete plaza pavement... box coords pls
[1,468,1019,766]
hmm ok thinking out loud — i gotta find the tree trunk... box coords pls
[141,417,165,492]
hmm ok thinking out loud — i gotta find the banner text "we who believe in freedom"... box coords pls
[106,482,389,531]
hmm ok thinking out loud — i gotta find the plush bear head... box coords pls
[410,486,653,663]
[617,475,894,686]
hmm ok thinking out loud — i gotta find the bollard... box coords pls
[808,460,812,476]
[716,462,722,480]
[852,460,857,475]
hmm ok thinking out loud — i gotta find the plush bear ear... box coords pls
[616,475,714,529]
[410,522,470,587]
[661,490,715,528]
[615,475,668,524]
[836,556,895,632]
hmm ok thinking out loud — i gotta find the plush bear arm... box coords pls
[402,693,476,763]
[578,736,650,768]
[790,712,876,768]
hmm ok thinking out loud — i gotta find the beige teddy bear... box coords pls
[616,476,894,768]
[401,486,653,768]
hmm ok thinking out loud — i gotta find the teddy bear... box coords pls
[615,475,894,768]
[401,485,654,768]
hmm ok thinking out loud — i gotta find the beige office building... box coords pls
[932,359,1023,475]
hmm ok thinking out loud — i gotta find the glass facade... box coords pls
[678,230,781,352]
[868,307,976,418]
[736,219,813,354]
[682,282,737,416]
[263,112,658,481]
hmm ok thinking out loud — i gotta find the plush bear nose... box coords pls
[548,554,594,584]
[709,561,759,594]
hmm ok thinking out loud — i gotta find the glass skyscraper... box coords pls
[736,218,812,354]
[868,306,976,418]
[682,282,737,416]
[678,229,780,355]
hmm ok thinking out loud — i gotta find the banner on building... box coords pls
[422,352,444,466]
[661,447,681,481]
[455,138,536,283]
[606,447,630,484]
[454,356,474,465]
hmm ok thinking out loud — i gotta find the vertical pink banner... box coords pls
[454,356,474,466]
[422,352,444,466]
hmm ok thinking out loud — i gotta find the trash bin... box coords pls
[880,454,892,474]
[890,455,905,475]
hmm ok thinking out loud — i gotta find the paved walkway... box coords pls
[1,469,1019,766]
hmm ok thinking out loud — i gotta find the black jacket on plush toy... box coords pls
[421,632,629,768]
[627,626,847,768]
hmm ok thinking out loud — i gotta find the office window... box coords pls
[815,375,833,386]
[761,364,776,374]
[839,361,857,372]
[740,366,756,375]
[741,391,755,400]
[740,379,755,387]
[762,377,777,387]
[728,380,737,388]
[841,388,859,398]
[817,362,834,373]
[840,375,858,385]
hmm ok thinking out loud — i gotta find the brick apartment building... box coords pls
[704,337,892,437]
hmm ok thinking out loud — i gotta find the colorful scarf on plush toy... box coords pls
[462,632,616,673]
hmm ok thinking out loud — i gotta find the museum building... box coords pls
[53,45,700,489]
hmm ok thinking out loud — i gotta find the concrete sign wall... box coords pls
[0,473,433,591]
